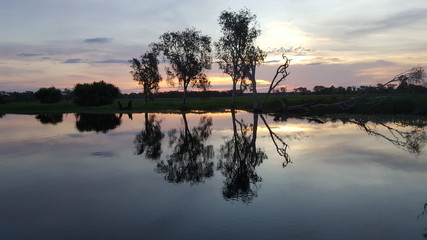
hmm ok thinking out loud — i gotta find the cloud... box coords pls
[265,46,314,56]
[17,53,43,57]
[63,58,128,64]
[349,9,427,36]
[83,37,112,44]
[94,59,128,64]
[63,58,84,63]
[264,59,282,63]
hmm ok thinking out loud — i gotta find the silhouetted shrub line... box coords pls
[73,81,120,106]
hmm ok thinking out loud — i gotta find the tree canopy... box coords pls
[215,8,265,109]
[154,28,212,105]
[129,49,162,104]
[35,87,62,104]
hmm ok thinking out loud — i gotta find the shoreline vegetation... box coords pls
[1,93,426,116]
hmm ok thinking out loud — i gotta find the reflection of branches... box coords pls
[349,119,427,155]
[273,113,427,155]
[417,202,427,238]
[260,115,291,167]
[134,113,164,160]
[156,114,214,184]
[35,113,63,125]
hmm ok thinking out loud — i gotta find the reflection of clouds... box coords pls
[321,145,427,173]
[90,151,116,158]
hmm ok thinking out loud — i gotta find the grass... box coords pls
[1,93,426,115]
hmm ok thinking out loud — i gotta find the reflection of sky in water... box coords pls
[0,113,426,240]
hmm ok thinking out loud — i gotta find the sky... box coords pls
[1,0,426,93]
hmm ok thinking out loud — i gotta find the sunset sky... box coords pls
[1,0,426,93]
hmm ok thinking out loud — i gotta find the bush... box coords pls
[35,87,62,104]
[0,93,7,104]
[73,81,120,106]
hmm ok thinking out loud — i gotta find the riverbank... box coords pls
[1,93,426,115]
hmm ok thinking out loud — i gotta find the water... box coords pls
[0,112,426,240]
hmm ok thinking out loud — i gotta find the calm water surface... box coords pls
[0,112,426,240]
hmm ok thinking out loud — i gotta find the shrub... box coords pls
[35,87,62,104]
[0,93,7,104]
[73,81,120,106]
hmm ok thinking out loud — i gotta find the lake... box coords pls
[1,112,426,240]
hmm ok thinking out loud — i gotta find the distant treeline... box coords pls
[2,83,426,104]
[290,84,427,95]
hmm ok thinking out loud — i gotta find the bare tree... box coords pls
[383,66,426,88]
[259,55,291,110]
[154,28,212,105]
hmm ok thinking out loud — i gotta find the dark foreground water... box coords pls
[0,112,426,240]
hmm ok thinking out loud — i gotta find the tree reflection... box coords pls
[346,118,427,155]
[35,113,63,125]
[75,113,121,133]
[260,115,291,167]
[156,114,214,184]
[273,114,427,155]
[418,202,427,238]
[217,111,266,203]
[134,113,164,160]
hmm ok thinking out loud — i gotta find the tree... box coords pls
[129,49,162,104]
[154,28,212,105]
[294,87,309,94]
[215,8,265,109]
[73,81,120,106]
[313,85,326,93]
[259,55,290,109]
[34,87,62,104]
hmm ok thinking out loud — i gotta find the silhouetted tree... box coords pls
[35,87,62,104]
[62,88,72,103]
[154,28,212,105]
[216,8,265,109]
[134,113,164,160]
[259,55,291,109]
[156,114,214,184]
[0,92,8,104]
[129,49,162,104]
[75,113,121,133]
[73,81,120,106]
[294,87,309,94]
[35,114,63,125]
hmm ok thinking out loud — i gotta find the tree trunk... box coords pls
[231,81,237,108]
[250,73,259,111]
[183,84,187,105]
